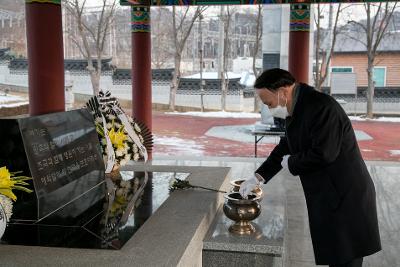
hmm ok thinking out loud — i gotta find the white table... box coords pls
[251,129,285,157]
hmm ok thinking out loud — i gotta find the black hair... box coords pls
[254,68,295,91]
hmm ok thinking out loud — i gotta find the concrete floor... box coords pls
[151,156,400,267]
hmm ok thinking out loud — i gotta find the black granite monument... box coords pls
[0,109,112,248]
[0,109,106,222]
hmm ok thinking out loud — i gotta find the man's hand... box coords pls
[281,155,290,172]
[239,175,262,199]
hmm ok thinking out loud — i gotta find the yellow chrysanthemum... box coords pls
[0,189,16,202]
[110,195,127,214]
[108,128,128,150]
[0,167,11,181]
[0,167,16,201]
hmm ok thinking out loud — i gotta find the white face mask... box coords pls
[269,92,289,119]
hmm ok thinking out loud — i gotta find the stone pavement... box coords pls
[152,156,400,267]
[151,112,400,162]
[284,160,400,267]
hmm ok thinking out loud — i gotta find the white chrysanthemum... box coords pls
[115,148,124,157]
[133,153,139,161]
[120,159,127,166]
[124,154,131,161]
[106,123,112,129]
[134,123,141,133]
[133,144,138,153]
[0,195,13,222]
[95,117,103,123]
[139,135,144,143]
[107,114,116,120]
[114,122,121,129]
[139,147,144,156]
[128,116,133,123]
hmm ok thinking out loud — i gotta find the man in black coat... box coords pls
[239,68,381,267]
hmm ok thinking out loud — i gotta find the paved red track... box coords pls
[150,112,400,161]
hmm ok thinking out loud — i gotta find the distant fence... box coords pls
[1,58,399,114]
[324,87,400,115]
[0,59,245,111]
[245,86,400,115]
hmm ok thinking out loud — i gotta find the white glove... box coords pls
[239,176,260,199]
[281,155,290,171]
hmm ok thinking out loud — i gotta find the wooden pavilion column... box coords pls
[289,4,310,84]
[131,4,152,159]
[25,0,65,115]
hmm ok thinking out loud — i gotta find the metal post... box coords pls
[199,14,205,112]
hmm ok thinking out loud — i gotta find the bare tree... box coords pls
[169,6,206,111]
[220,6,236,111]
[252,4,263,112]
[314,4,342,92]
[151,8,174,69]
[220,6,228,111]
[65,0,117,96]
[346,3,397,118]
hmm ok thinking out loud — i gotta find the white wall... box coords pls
[0,62,246,111]
[262,5,314,85]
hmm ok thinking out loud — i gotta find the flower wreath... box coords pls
[86,91,153,173]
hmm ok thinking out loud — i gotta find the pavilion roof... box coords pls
[0,48,13,61]
[7,58,114,71]
[120,0,379,6]
[113,68,174,81]
[322,32,400,54]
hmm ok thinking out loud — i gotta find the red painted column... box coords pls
[289,4,310,84]
[131,4,152,159]
[25,0,65,115]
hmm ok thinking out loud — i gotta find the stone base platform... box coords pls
[203,176,286,267]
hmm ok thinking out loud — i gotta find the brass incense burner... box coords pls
[223,192,261,235]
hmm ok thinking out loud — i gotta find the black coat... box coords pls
[256,84,381,265]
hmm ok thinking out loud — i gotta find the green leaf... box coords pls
[11,185,33,193]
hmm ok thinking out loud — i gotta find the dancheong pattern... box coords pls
[131,6,151,33]
[290,4,310,32]
[121,0,385,6]
[25,0,61,4]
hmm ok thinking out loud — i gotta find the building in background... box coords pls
[330,32,400,88]
[0,5,25,57]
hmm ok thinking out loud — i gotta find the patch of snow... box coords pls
[349,116,400,123]
[165,111,261,118]
[0,95,25,104]
[183,72,242,80]
[389,150,400,156]
[0,101,29,108]
[206,124,280,144]
[239,72,256,87]
[154,135,204,156]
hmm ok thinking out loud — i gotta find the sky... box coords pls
[84,0,391,28]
